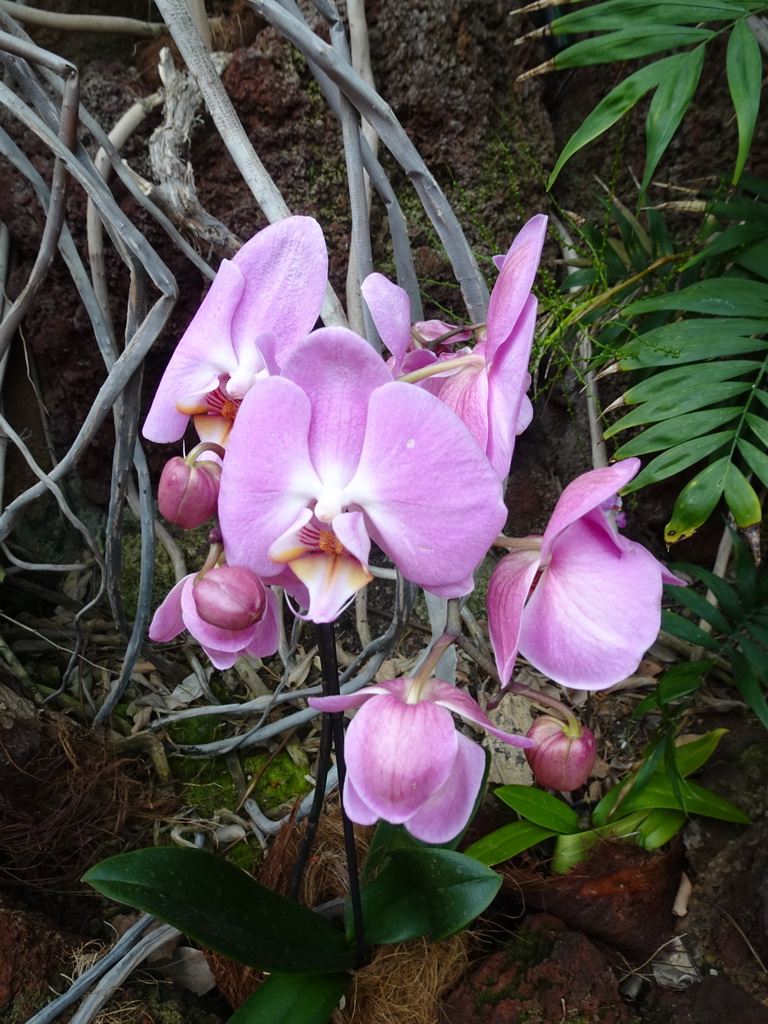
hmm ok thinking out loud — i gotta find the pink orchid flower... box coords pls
[149,566,280,670]
[142,216,328,445]
[361,214,547,478]
[308,677,534,843]
[487,459,684,691]
[218,327,507,622]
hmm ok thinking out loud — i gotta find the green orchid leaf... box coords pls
[553,27,714,70]
[664,457,729,544]
[619,433,733,490]
[635,808,687,851]
[464,821,559,868]
[617,776,751,824]
[354,848,501,944]
[625,278,768,318]
[614,409,740,458]
[493,784,581,833]
[548,57,677,187]
[724,463,762,527]
[672,729,730,777]
[737,238,768,279]
[727,18,763,183]
[642,46,706,196]
[83,848,355,975]
[551,811,652,873]
[730,648,768,728]
[686,221,768,267]
[227,973,350,1024]
[615,318,768,369]
[671,561,744,619]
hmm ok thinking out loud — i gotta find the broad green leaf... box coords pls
[747,618,768,648]
[553,28,714,70]
[493,784,581,833]
[642,46,706,195]
[727,18,763,183]
[83,848,355,975]
[622,360,762,404]
[731,648,768,727]
[724,463,762,527]
[739,635,768,683]
[661,609,722,649]
[672,561,744,619]
[614,409,740,458]
[616,318,768,369]
[355,849,500,944]
[606,386,750,434]
[620,432,733,490]
[632,661,713,717]
[672,729,730,776]
[686,221,768,266]
[746,412,768,449]
[625,278,768,318]
[464,821,559,868]
[738,437,768,487]
[616,775,751,823]
[664,456,729,543]
[548,57,677,187]
[737,238,768,279]
[551,811,652,873]
[550,1,750,34]
[635,808,687,850]
[227,973,350,1024]
[672,586,734,633]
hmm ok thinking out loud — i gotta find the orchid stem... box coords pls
[503,680,580,726]
[288,707,333,901]
[315,621,367,965]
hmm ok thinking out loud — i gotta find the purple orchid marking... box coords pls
[308,676,534,843]
[487,458,684,691]
[361,214,547,478]
[149,565,280,670]
[142,216,328,445]
[217,326,507,623]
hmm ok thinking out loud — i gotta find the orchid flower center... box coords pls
[296,519,344,558]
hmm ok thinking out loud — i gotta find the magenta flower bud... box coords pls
[524,714,596,791]
[192,565,267,631]
[158,457,221,529]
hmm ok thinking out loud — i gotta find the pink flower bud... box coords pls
[524,714,596,791]
[158,457,221,529]
[192,565,267,631]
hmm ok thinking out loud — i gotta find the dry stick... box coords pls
[154,0,348,328]
[247,0,490,322]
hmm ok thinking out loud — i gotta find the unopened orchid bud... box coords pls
[525,714,596,791]
[192,565,267,631]
[158,457,221,529]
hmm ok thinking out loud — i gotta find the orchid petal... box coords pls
[486,215,547,358]
[485,295,537,477]
[218,378,323,576]
[290,550,373,623]
[347,382,506,593]
[192,413,235,448]
[520,517,665,689]
[243,588,281,658]
[487,546,542,687]
[342,774,380,826]
[281,328,393,488]
[200,645,241,670]
[331,511,372,568]
[361,273,413,371]
[143,260,245,442]
[148,575,191,642]
[434,362,490,454]
[345,696,458,821]
[268,508,316,564]
[230,216,327,364]
[425,678,535,747]
[403,733,486,843]
[540,459,641,562]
